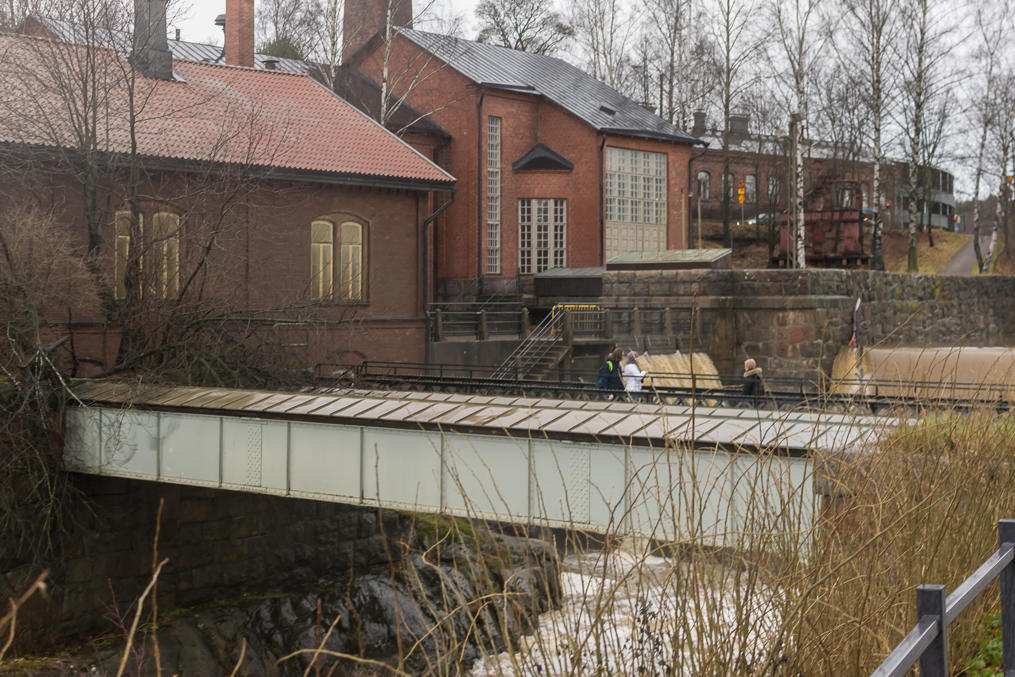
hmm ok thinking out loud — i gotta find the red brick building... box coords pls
[5,1,454,373]
[689,112,957,233]
[341,0,703,299]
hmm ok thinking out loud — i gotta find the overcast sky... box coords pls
[171,0,478,46]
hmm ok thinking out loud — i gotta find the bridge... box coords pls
[64,381,902,546]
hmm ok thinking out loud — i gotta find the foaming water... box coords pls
[470,549,779,676]
[636,351,722,390]
[832,346,1015,400]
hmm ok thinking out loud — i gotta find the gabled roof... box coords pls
[398,27,701,145]
[34,16,309,72]
[0,34,453,188]
[512,143,573,170]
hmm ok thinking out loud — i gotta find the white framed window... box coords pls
[696,171,710,200]
[310,220,334,300]
[153,212,179,298]
[605,147,667,257]
[486,116,501,274]
[519,198,566,274]
[744,175,756,203]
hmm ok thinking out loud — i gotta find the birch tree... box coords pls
[969,1,1010,272]
[897,0,953,271]
[570,0,636,91]
[841,0,898,270]
[642,0,688,124]
[475,0,573,55]
[770,0,836,268]
[711,0,758,241]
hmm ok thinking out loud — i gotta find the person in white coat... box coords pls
[623,351,647,401]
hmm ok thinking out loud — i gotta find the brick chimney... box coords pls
[343,0,413,63]
[691,111,706,137]
[224,0,255,68]
[133,0,173,80]
[729,113,750,144]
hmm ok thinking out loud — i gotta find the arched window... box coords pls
[311,219,365,302]
[696,171,710,200]
[310,220,333,300]
[339,221,363,301]
[153,212,179,298]
[114,210,142,300]
[744,175,756,203]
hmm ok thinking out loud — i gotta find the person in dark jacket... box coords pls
[597,348,625,400]
[742,358,763,404]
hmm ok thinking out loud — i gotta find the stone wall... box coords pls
[5,475,558,662]
[598,269,1015,378]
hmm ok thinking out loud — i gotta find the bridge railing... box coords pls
[872,519,1015,677]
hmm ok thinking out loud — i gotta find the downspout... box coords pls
[687,141,709,249]
[430,135,452,304]
[423,188,456,365]
[476,87,486,297]
[599,133,607,265]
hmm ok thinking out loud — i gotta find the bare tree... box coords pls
[570,0,636,90]
[969,1,1010,272]
[711,0,758,240]
[841,0,899,270]
[475,0,573,55]
[896,0,954,271]
[770,0,837,268]
[256,0,324,59]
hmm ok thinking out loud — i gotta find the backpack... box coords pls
[595,360,615,389]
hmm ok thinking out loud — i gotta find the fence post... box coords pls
[434,309,443,342]
[603,308,613,339]
[1000,520,1015,674]
[563,312,574,346]
[478,310,488,340]
[521,307,530,336]
[917,584,948,677]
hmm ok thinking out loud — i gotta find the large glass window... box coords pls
[744,174,756,203]
[605,147,667,258]
[486,116,501,274]
[519,198,566,274]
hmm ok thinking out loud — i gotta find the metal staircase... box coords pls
[491,311,568,379]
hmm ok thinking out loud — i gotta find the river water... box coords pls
[470,548,781,676]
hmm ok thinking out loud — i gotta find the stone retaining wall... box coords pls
[598,269,1015,378]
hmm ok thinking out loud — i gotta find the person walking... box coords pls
[742,358,763,406]
[623,350,647,401]
[596,348,625,400]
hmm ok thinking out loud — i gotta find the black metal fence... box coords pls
[872,520,1015,676]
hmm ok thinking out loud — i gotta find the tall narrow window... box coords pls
[310,220,333,300]
[339,221,363,301]
[114,210,142,300]
[486,116,501,274]
[518,198,566,274]
[696,171,710,200]
[153,212,179,298]
[744,175,756,202]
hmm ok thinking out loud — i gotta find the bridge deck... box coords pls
[64,382,903,543]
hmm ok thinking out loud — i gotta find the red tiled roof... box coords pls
[0,34,453,186]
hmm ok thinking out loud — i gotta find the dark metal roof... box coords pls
[512,143,573,170]
[399,28,701,145]
[38,16,308,72]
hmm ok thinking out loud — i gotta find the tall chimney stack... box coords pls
[133,0,173,80]
[225,0,255,68]
[342,0,413,63]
